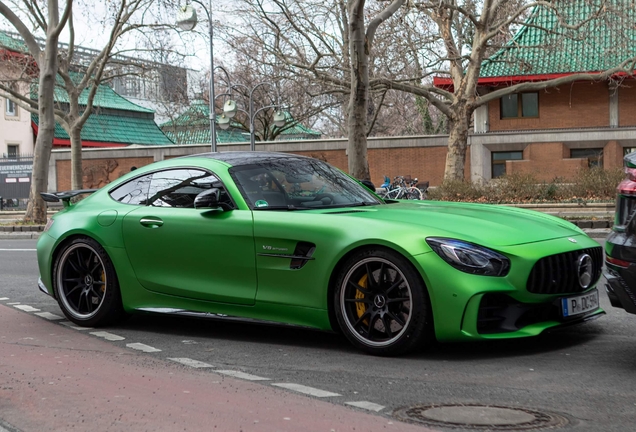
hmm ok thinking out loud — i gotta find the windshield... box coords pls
[230,158,383,210]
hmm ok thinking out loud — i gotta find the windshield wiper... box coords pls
[253,205,309,211]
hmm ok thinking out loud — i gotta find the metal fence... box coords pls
[0,155,33,210]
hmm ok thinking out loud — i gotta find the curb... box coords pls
[0,232,41,239]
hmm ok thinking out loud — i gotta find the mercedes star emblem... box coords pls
[577,253,593,289]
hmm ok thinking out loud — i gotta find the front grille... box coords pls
[526,247,603,295]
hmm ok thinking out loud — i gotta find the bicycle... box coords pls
[379,175,428,200]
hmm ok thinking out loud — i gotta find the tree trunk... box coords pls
[69,125,83,190]
[24,51,58,224]
[347,0,370,181]
[443,106,472,181]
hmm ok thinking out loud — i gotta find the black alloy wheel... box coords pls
[334,248,433,356]
[53,237,125,327]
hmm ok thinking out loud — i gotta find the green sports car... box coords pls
[37,152,604,356]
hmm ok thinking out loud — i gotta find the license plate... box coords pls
[561,289,599,317]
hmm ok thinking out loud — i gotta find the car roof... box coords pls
[182,151,313,167]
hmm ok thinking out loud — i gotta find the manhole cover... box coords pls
[393,404,569,430]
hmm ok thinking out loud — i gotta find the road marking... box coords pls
[0,248,36,251]
[271,383,341,397]
[345,401,385,412]
[13,305,40,312]
[126,343,161,353]
[7,302,20,305]
[0,297,9,301]
[168,358,213,368]
[60,321,93,330]
[35,312,64,320]
[90,331,125,341]
[216,370,270,381]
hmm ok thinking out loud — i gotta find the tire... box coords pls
[333,248,434,356]
[52,237,126,327]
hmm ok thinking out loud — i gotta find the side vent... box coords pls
[291,242,316,269]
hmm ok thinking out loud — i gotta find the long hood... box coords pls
[336,201,584,247]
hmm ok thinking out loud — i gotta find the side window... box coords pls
[147,169,220,208]
[109,174,152,205]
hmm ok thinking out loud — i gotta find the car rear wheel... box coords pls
[334,248,434,356]
[53,237,125,327]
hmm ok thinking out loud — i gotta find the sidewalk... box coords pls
[0,305,434,432]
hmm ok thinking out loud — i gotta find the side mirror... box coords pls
[194,188,221,209]
[359,180,376,192]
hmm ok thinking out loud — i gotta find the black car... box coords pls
[605,152,636,314]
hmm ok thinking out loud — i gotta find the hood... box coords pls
[331,201,584,247]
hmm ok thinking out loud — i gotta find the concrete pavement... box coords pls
[0,305,435,432]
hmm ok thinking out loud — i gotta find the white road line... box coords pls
[7,302,20,305]
[90,331,125,341]
[34,312,64,320]
[0,297,9,301]
[60,321,93,330]
[168,358,213,368]
[271,383,341,398]
[216,370,270,381]
[345,401,385,412]
[13,305,40,312]
[0,249,36,251]
[126,343,161,353]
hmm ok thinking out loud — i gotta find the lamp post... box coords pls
[177,1,218,152]
[217,82,286,151]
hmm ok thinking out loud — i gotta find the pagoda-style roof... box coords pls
[0,30,27,53]
[434,0,636,87]
[31,77,172,147]
[32,112,173,147]
[161,99,321,144]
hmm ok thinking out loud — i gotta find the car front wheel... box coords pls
[334,248,434,356]
[53,237,125,327]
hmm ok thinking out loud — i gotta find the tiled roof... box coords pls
[161,100,321,144]
[33,113,173,146]
[30,74,154,113]
[480,0,636,78]
[0,30,27,52]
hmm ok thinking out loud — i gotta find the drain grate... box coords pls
[393,404,569,430]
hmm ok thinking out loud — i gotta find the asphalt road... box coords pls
[1,238,636,432]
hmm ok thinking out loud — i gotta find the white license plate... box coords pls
[561,289,599,317]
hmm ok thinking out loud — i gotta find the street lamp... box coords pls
[218,82,286,151]
[176,1,218,152]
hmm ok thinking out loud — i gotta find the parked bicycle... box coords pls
[379,175,428,200]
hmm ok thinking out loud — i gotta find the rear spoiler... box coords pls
[40,189,98,207]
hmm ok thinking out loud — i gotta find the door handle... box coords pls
[139,217,163,228]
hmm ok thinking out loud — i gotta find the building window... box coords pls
[5,97,17,117]
[571,148,603,168]
[492,151,523,178]
[500,93,538,119]
[7,144,19,158]
[624,147,636,156]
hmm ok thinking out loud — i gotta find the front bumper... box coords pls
[38,277,54,298]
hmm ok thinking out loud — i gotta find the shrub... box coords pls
[428,167,621,203]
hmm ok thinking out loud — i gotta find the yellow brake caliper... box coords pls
[100,270,106,293]
[356,274,369,325]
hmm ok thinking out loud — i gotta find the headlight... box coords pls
[426,237,510,276]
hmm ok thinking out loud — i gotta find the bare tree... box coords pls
[0,0,71,223]
[219,0,636,181]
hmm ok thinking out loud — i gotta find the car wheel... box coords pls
[334,248,433,356]
[53,237,125,327]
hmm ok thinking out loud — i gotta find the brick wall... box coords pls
[56,157,154,191]
[489,82,610,131]
[506,143,587,180]
[619,84,636,127]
